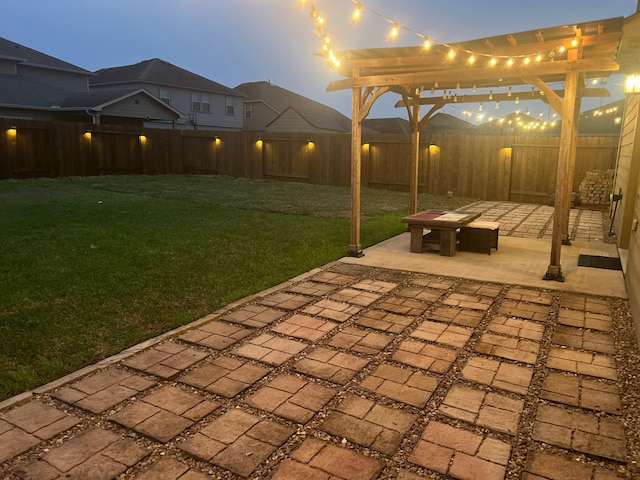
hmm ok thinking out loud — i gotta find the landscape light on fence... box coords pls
[83,130,92,140]
[7,126,16,136]
[625,74,640,94]
[256,138,263,147]
[214,136,221,146]
[138,134,147,144]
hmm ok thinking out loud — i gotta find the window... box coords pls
[159,87,170,105]
[191,91,201,112]
[225,96,235,116]
[191,92,211,113]
[201,94,210,113]
[245,103,252,119]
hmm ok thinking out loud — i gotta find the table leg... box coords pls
[409,225,423,253]
[439,229,457,256]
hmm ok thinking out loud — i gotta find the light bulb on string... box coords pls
[506,58,514,67]
[489,91,493,100]
[495,101,500,109]
[352,2,362,21]
[489,57,497,66]
[524,57,531,65]
[535,54,542,62]
[507,87,512,97]
[422,37,431,49]
[515,96,520,104]
[448,49,456,59]
[389,23,399,39]
[468,54,476,64]
[479,102,483,112]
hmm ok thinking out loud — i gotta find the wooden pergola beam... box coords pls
[394,87,609,109]
[327,57,619,92]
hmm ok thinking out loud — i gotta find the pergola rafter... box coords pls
[328,14,638,281]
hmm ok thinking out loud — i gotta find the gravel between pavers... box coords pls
[1,261,638,480]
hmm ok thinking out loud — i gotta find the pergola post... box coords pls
[544,70,581,281]
[409,98,421,215]
[562,75,584,244]
[348,82,363,257]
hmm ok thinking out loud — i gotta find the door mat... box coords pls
[577,254,622,271]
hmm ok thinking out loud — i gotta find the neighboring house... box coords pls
[363,117,411,134]
[0,37,179,125]
[579,99,625,136]
[476,112,560,135]
[362,113,475,135]
[90,59,243,130]
[422,112,475,134]
[234,81,351,133]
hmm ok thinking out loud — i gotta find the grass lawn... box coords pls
[0,175,476,401]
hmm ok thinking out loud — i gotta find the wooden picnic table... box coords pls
[401,210,481,256]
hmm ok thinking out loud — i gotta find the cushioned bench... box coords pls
[458,221,499,255]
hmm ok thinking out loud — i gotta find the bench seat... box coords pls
[459,221,499,255]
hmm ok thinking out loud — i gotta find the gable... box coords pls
[99,92,179,120]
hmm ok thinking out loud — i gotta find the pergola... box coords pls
[327,13,640,281]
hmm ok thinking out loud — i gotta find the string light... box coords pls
[352,2,362,21]
[389,22,399,39]
[297,0,583,79]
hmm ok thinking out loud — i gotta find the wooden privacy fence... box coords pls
[0,119,619,203]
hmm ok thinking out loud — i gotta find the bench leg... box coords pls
[409,225,423,253]
[439,229,457,256]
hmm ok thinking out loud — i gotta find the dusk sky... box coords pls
[2,1,638,121]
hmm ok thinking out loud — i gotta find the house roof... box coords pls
[424,112,475,131]
[0,73,73,108]
[90,58,241,97]
[578,98,625,135]
[61,88,182,116]
[0,71,179,118]
[0,37,91,75]
[235,81,351,133]
[235,81,352,133]
[363,117,411,134]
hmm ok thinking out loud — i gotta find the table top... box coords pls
[401,209,481,228]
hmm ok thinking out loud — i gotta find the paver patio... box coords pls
[1,203,637,479]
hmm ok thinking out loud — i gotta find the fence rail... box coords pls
[1,119,619,203]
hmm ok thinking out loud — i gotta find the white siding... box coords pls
[138,83,242,130]
[101,93,177,120]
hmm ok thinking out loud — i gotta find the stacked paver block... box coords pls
[579,169,615,205]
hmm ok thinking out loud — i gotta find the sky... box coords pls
[2,0,638,122]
